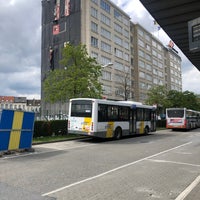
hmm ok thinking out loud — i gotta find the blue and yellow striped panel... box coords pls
[0,109,35,151]
[8,111,24,150]
[0,110,14,151]
[19,112,35,149]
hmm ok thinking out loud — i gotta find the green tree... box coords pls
[43,43,103,103]
[167,90,200,110]
[181,91,200,110]
[146,86,200,117]
[167,90,183,107]
[145,85,171,107]
[145,85,173,118]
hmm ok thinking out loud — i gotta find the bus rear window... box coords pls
[71,100,92,117]
[167,110,184,118]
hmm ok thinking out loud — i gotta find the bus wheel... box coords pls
[114,127,122,140]
[144,126,149,135]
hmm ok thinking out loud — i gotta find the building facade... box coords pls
[0,96,41,119]
[41,0,182,117]
[132,23,182,103]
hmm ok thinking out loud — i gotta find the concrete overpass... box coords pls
[140,0,200,71]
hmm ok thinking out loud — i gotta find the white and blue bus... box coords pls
[68,98,156,139]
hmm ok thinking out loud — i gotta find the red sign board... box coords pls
[53,25,60,35]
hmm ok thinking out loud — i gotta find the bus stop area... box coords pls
[0,128,200,200]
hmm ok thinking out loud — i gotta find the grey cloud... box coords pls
[0,0,41,97]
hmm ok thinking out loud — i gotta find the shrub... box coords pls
[33,120,68,138]
[156,120,166,128]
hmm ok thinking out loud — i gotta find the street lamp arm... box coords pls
[102,63,113,68]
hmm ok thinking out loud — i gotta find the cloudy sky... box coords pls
[0,0,199,99]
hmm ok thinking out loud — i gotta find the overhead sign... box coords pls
[188,17,200,52]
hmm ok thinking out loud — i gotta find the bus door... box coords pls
[130,106,137,133]
[151,110,156,131]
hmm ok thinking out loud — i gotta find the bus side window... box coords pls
[137,108,144,121]
[98,104,107,122]
[108,105,118,121]
[119,106,129,121]
[144,109,151,121]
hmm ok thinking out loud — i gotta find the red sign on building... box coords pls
[53,25,60,35]
[65,0,70,16]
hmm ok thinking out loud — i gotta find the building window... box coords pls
[124,41,129,49]
[123,29,129,38]
[102,71,111,81]
[124,53,129,61]
[100,0,110,13]
[114,9,122,21]
[138,29,144,37]
[146,44,151,51]
[146,64,152,71]
[152,49,157,57]
[101,13,111,26]
[146,74,152,81]
[153,59,158,66]
[139,71,145,78]
[101,27,111,40]
[145,34,150,41]
[91,21,98,33]
[115,61,123,71]
[91,51,98,59]
[138,50,145,58]
[91,36,98,47]
[158,62,163,68]
[100,56,111,65]
[138,39,145,48]
[102,85,112,95]
[114,48,123,58]
[101,41,111,53]
[123,18,129,26]
[145,53,151,61]
[114,35,123,46]
[91,7,98,18]
[91,0,98,4]
[139,60,145,68]
[114,23,122,33]
[152,40,157,47]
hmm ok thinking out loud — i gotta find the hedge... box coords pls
[156,120,166,128]
[34,120,68,138]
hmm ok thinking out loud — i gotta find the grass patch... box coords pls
[32,134,86,144]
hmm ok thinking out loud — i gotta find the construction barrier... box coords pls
[0,109,35,152]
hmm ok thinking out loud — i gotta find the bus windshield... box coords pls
[167,109,184,118]
[71,100,92,117]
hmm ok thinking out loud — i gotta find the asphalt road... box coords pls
[0,129,200,200]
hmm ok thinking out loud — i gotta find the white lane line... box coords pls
[42,142,192,197]
[2,144,97,160]
[147,159,200,167]
[175,175,200,200]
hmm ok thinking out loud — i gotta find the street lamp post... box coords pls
[101,63,113,99]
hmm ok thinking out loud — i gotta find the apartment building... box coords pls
[131,23,182,103]
[41,0,132,117]
[41,0,182,116]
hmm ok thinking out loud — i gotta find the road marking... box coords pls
[175,174,200,200]
[147,159,200,167]
[42,142,192,196]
